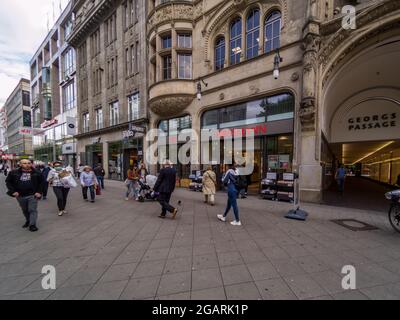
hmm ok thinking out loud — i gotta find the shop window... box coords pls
[246,8,260,59]
[264,11,281,53]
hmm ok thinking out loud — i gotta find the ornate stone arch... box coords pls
[202,0,288,63]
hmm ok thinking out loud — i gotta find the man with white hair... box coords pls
[154,160,178,219]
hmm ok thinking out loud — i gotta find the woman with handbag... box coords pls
[125,165,139,201]
[203,166,217,206]
[80,166,98,203]
[47,162,74,216]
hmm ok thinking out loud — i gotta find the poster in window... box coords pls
[268,155,279,169]
[279,154,290,169]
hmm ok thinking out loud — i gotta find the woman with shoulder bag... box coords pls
[125,165,140,201]
[203,166,217,206]
[80,166,98,203]
[47,161,73,216]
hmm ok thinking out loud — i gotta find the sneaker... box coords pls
[172,209,178,219]
[22,221,30,228]
[29,225,38,232]
[63,210,68,214]
[90,200,95,203]
[125,197,129,201]
[217,214,226,222]
[230,220,242,226]
[158,215,166,219]
[58,211,64,216]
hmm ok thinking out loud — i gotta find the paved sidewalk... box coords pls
[1,176,400,300]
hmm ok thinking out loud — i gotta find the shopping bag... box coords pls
[96,184,101,196]
[61,174,78,188]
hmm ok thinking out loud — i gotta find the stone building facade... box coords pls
[68,0,149,180]
[145,0,400,202]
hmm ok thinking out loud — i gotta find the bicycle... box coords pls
[385,189,400,233]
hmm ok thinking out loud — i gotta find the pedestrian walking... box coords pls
[47,161,73,216]
[40,163,52,200]
[80,166,99,203]
[335,164,347,195]
[139,163,148,180]
[217,163,241,226]
[154,160,178,219]
[94,163,105,189]
[125,165,140,200]
[5,159,44,232]
[202,165,217,206]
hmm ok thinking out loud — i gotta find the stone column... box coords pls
[298,11,322,203]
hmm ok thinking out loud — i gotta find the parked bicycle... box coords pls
[385,190,400,233]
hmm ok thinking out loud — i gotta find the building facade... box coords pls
[3,79,33,168]
[30,1,78,168]
[145,0,400,202]
[67,0,149,181]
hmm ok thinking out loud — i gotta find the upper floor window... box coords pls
[246,9,260,59]
[63,48,76,78]
[109,101,120,126]
[128,92,140,121]
[22,91,30,107]
[105,12,117,45]
[215,37,225,71]
[64,17,73,40]
[178,54,192,79]
[162,35,172,49]
[82,113,90,133]
[95,107,103,130]
[163,55,172,80]
[230,18,242,65]
[90,29,101,57]
[265,11,281,53]
[177,33,192,48]
[63,81,76,111]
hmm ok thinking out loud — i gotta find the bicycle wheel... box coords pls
[388,204,400,233]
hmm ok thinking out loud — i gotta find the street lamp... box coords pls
[196,79,208,101]
[273,49,283,79]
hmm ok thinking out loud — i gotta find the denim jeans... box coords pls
[82,185,95,201]
[17,195,38,226]
[97,176,104,189]
[126,180,139,199]
[224,184,240,221]
[337,178,345,194]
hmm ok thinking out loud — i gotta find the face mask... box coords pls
[55,167,63,172]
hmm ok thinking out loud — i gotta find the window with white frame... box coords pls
[177,33,192,48]
[128,93,140,121]
[63,48,75,78]
[178,53,192,79]
[82,113,89,133]
[109,101,119,126]
[95,107,103,130]
[63,81,76,111]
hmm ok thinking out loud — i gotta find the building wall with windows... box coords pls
[29,1,78,167]
[4,79,33,166]
[68,0,149,180]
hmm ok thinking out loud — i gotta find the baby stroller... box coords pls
[138,175,159,202]
[189,171,203,192]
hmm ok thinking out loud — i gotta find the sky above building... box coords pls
[0,0,69,106]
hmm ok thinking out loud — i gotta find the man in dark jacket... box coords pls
[5,159,44,232]
[94,163,106,189]
[154,160,178,219]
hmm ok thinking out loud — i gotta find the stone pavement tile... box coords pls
[313,253,348,271]
[193,237,214,246]
[172,238,193,248]
[154,231,176,240]
[99,263,137,282]
[157,271,191,296]
[255,278,297,300]
[120,276,161,300]
[339,249,372,265]
[113,249,146,265]
[355,263,400,288]
[253,238,278,249]
[0,262,30,278]
[0,275,40,296]
[125,240,152,251]
[168,246,192,260]
[192,253,219,271]
[148,238,173,250]
[309,270,344,295]
[191,287,226,300]
[281,244,311,258]
[164,257,193,274]
[220,264,253,286]
[217,251,244,267]
[192,268,223,291]
[133,260,165,278]
[246,261,280,281]
[83,253,121,269]
[270,259,308,277]
[379,259,400,275]
[332,290,369,300]
[193,244,215,256]
[47,285,92,300]
[225,282,262,300]
[155,292,191,300]
[284,274,328,300]
[262,247,291,260]
[84,280,128,300]
[357,247,395,263]
[60,266,108,288]
[9,291,53,300]
[306,295,334,300]
[293,255,331,274]
[239,249,268,264]
[234,240,259,251]
[360,283,400,300]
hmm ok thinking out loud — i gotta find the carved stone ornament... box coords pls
[299,97,316,131]
[148,3,194,30]
[291,72,299,82]
[149,95,194,117]
[219,93,225,101]
[233,0,248,9]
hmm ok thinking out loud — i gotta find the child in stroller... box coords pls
[138,175,158,202]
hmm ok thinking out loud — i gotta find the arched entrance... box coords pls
[321,33,400,212]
